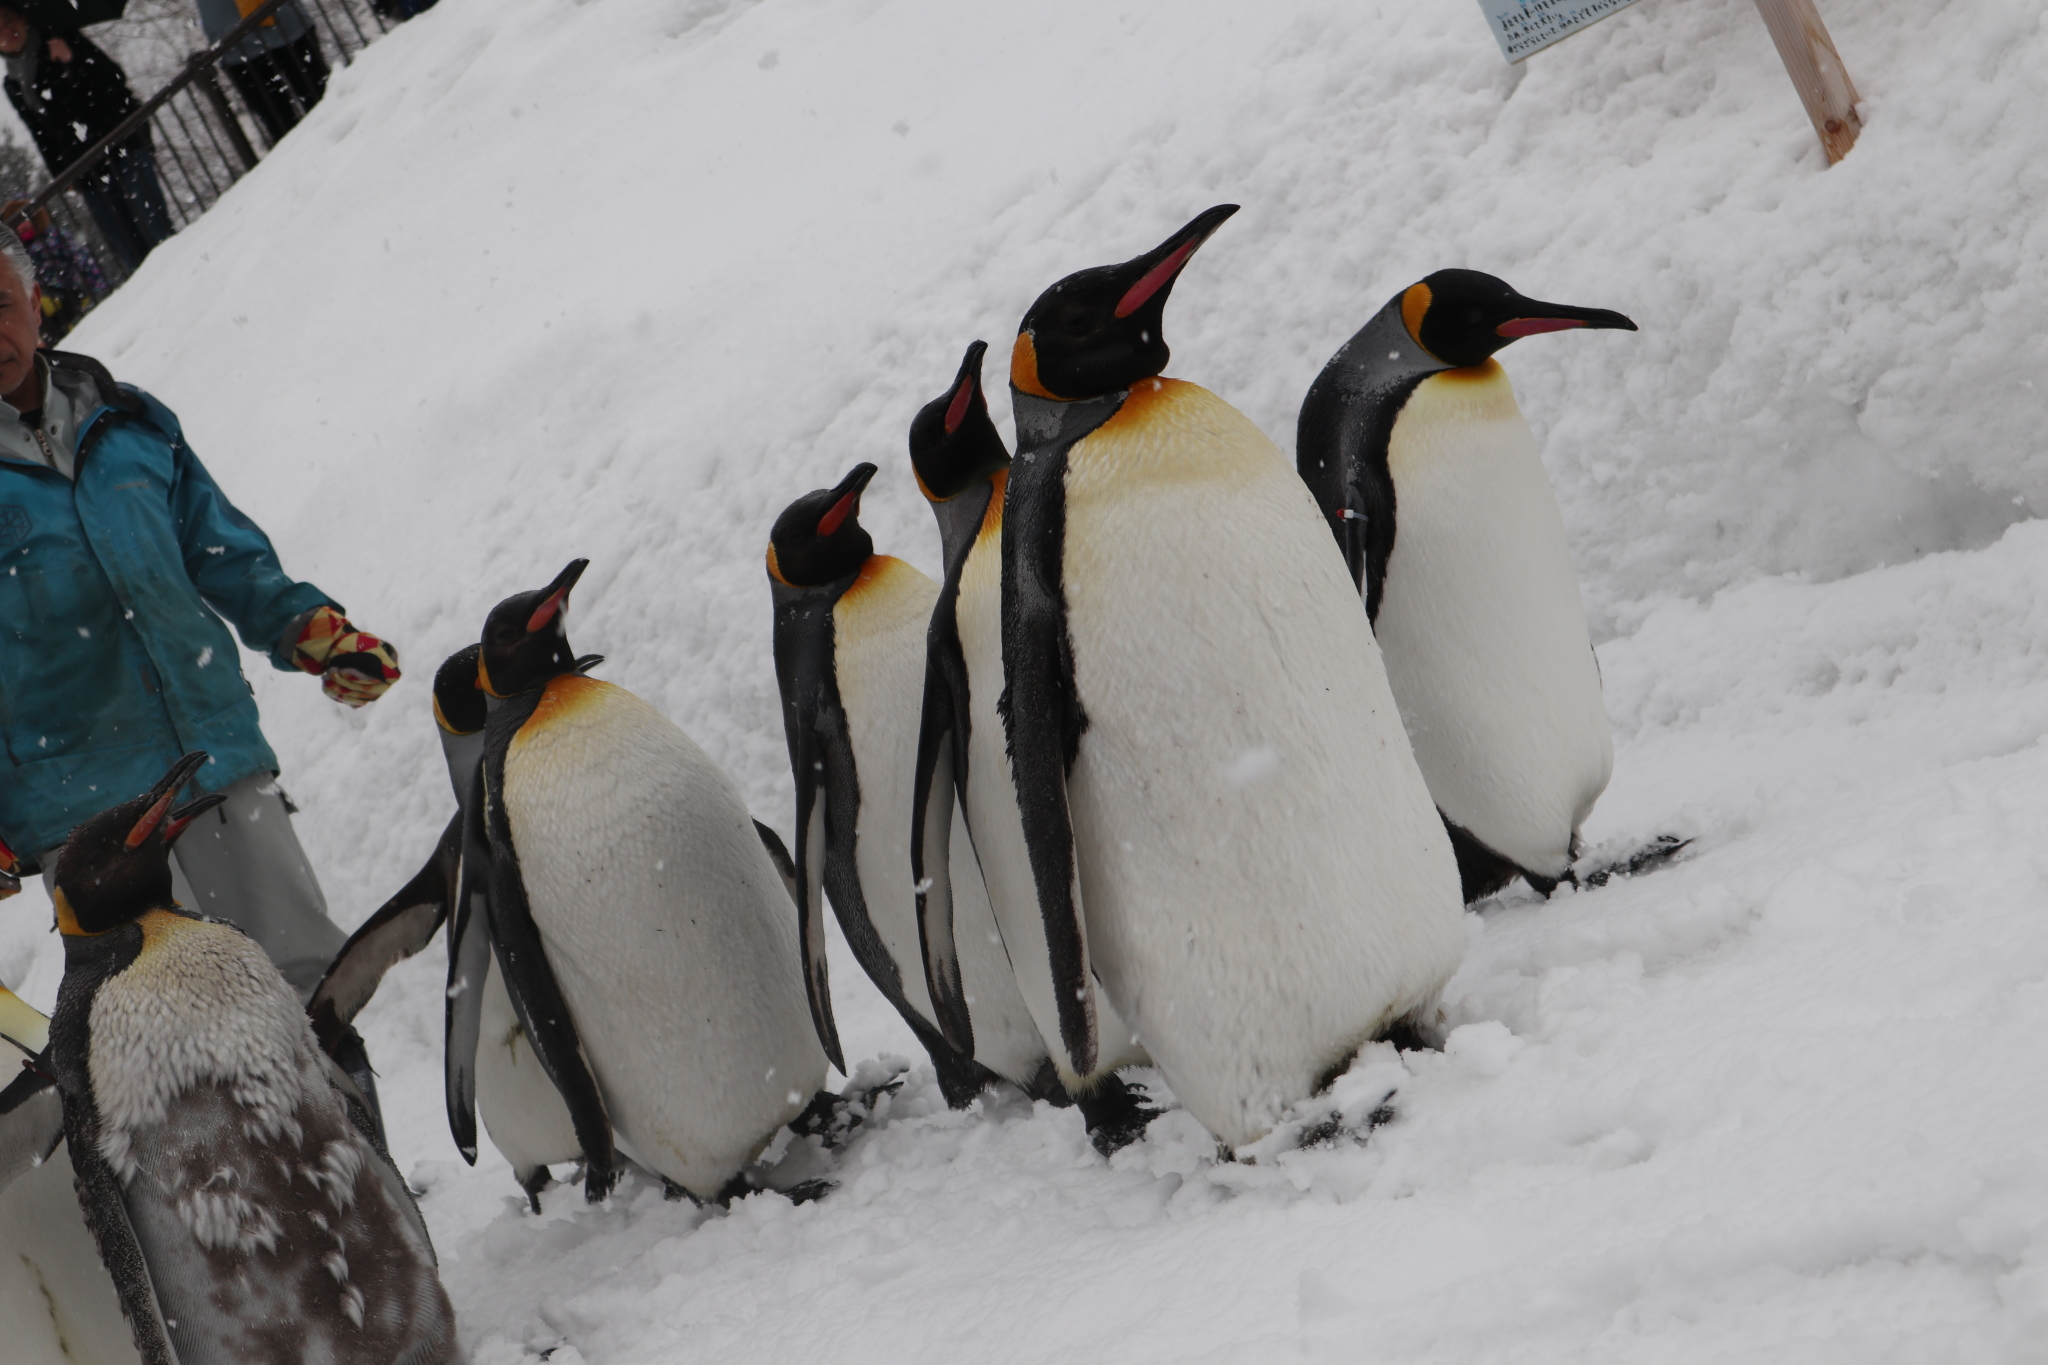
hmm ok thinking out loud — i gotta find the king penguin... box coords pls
[1296,269,1635,900]
[478,559,824,1202]
[0,983,142,1365]
[906,341,1156,1152]
[768,460,1056,1109]
[41,752,460,1365]
[435,645,583,1207]
[999,207,1467,1150]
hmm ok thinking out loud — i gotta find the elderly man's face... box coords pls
[0,260,41,406]
[0,10,29,58]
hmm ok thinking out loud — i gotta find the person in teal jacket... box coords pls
[0,232,400,1019]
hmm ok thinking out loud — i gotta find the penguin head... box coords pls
[1399,269,1636,369]
[51,752,224,935]
[0,829,18,900]
[433,644,487,738]
[1012,204,1240,401]
[767,463,878,588]
[909,341,1010,502]
[480,559,588,698]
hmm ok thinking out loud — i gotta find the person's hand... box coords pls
[44,36,71,63]
[292,604,401,708]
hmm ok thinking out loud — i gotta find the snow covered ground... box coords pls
[4,0,2048,1358]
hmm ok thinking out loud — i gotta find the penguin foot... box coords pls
[1295,1093,1398,1151]
[1024,1057,1072,1106]
[514,1165,554,1214]
[929,1049,1001,1110]
[581,1160,618,1204]
[1075,1074,1160,1157]
[1579,834,1693,888]
[789,1065,909,1150]
[781,1178,836,1205]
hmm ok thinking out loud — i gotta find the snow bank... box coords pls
[4,0,2047,1358]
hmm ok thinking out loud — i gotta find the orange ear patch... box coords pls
[1401,282,1432,346]
[1011,333,1060,400]
[978,468,1007,541]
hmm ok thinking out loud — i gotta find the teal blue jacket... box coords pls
[0,353,333,863]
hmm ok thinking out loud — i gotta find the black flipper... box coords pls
[46,927,177,1362]
[0,1062,61,1195]
[65,1103,178,1365]
[305,810,461,1056]
[444,765,494,1164]
[773,569,996,1100]
[910,470,1002,1057]
[483,689,617,1202]
[783,654,845,1074]
[1002,390,1125,1077]
[1295,300,1449,622]
[754,820,799,906]
[911,645,973,1055]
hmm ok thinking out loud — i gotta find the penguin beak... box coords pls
[944,341,988,434]
[1114,204,1240,320]
[816,463,878,538]
[125,752,211,850]
[527,558,589,635]
[1495,300,1637,339]
[161,793,228,847]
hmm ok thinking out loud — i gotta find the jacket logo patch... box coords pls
[0,505,28,547]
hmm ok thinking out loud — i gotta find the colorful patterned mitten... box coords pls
[293,604,402,708]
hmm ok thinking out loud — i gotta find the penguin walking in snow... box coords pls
[1297,269,1635,900]
[995,206,1467,1151]
[907,341,1155,1152]
[431,645,584,1206]
[768,458,1057,1109]
[477,560,824,1202]
[33,752,460,1365]
[0,984,142,1365]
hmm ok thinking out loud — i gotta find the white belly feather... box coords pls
[1376,364,1613,877]
[1061,379,1466,1149]
[503,677,824,1196]
[957,532,1147,1092]
[475,956,581,1176]
[833,557,1049,1087]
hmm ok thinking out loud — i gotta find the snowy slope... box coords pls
[5,0,2048,1359]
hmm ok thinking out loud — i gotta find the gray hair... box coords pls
[0,222,34,299]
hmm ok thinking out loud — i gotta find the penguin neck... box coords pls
[1010,386,1128,457]
[1328,301,1454,399]
[439,728,486,809]
[768,567,860,614]
[930,477,998,569]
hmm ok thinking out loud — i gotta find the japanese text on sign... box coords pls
[1475,0,1649,62]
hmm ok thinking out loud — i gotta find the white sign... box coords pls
[1475,0,1650,63]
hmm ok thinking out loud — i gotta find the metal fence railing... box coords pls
[4,0,408,342]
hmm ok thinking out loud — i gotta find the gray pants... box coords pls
[46,771,347,998]
[170,772,346,996]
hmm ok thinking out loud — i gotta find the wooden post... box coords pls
[1752,0,1861,163]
